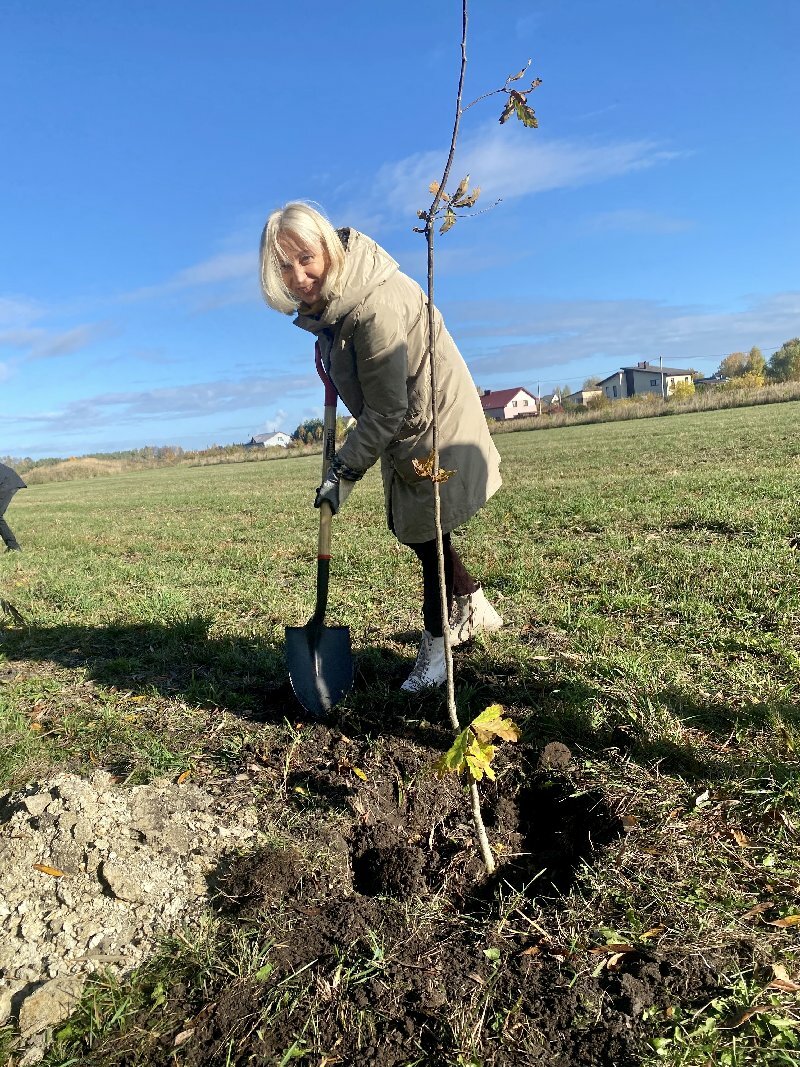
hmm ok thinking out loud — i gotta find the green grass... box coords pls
[3,400,800,1065]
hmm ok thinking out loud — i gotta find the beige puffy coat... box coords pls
[294,230,501,543]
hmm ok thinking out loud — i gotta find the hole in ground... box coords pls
[497,773,624,894]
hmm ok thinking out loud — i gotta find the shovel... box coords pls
[285,346,354,717]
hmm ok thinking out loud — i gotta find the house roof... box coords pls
[250,431,290,443]
[597,364,693,385]
[479,387,536,410]
[620,363,693,375]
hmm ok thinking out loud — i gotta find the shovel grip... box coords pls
[314,501,333,623]
[313,346,338,625]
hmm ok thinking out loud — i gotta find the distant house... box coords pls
[246,431,292,448]
[597,361,694,400]
[694,373,729,389]
[564,387,602,407]
[539,393,563,413]
[480,387,538,420]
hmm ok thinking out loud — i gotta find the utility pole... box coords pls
[659,355,666,399]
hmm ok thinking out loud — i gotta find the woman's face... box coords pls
[277,232,330,304]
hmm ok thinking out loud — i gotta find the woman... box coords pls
[260,202,503,692]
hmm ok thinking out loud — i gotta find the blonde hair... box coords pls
[259,201,347,314]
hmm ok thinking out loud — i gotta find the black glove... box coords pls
[314,456,363,514]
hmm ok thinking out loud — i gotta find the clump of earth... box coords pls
[0,771,260,1065]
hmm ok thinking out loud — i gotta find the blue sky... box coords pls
[1,0,798,458]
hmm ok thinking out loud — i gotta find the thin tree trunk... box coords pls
[425,0,495,876]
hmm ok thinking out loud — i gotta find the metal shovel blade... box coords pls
[285,620,353,718]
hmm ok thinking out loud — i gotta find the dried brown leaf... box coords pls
[509,61,531,82]
[640,926,666,941]
[728,1005,769,1028]
[768,915,800,928]
[33,863,66,878]
[769,978,800,992]
[411,451,457,482]
[770,963,800,989]
[741,901,774,920]
[590,943,636,954]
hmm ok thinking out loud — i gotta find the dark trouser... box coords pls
[407,534,479,637]
[0,490,19,549]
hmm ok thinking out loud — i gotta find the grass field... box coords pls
[2,400,800,1065]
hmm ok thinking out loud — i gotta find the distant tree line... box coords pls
[714,338,800,386]
[290,416,353,445]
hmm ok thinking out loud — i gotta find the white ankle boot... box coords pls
[449,586,503,647]
[401,630,447,692]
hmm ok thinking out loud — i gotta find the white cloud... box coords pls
[0,328,46,350]
[7,373,316,434]
[451,290,800,382]
[124,249,257,306]
[0,296,42,328]
[340,126,686,231]
[29,322,115,360]
[0,294,113,364]
[171,251,255,287]
[583,208,694,235]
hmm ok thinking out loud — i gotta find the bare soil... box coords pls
[65,723,728,1067]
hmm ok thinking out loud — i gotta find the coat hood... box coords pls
[293,229,399,335]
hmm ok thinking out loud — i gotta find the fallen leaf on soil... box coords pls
[33,863,66,878]
[609,952,633,969]
[173,1029,194,1047]
[520,945,540,957]
[352,767,368,782]
[768,963,800,992]
[694,790,710,807]
[727,1006,770,1028]
[768,915,800,928]
[741,901,774,919]
[621,815,639,830]
[731,828,749,847]
[640,926,666,940]
[177,770,191,784]
[590,943,636,954]
[29,723,42,732]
